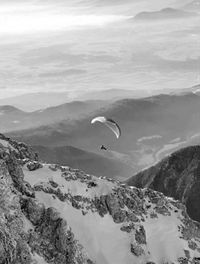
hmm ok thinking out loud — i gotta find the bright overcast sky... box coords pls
[0,1,130,35]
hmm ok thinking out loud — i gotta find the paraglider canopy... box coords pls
[91,116,121,138]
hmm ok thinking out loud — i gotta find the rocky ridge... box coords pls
[0,134,200,263]
[126,145,200,223]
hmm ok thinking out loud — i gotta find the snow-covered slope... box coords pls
[1,133,200,264]
[23,163,200,264]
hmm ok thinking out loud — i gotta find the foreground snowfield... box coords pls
[23,163,200,264]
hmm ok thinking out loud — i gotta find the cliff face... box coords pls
[126,146,200,223]
[1,134,200,264]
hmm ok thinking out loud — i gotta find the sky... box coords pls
[0,0,199,98]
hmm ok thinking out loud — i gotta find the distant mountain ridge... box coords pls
[134,7,197,21]
[8,91,200,179]
[0,92,71,112]
[0,100,108,133]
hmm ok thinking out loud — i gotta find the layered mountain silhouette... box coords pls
[0,92,70,111]
[0,100,108,132]
[126,145,200,223]
[33,145,134,180]
[134,7,197,21]
[10,93,200,146]
[0,89,149,112]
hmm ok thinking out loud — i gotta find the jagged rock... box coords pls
[188,240,197,250]
[26,161,43,171]
[0,133,37,161]
[126,145,200,222]
[130,243,144,256]
[120,223,135,233]
[20,197,45,225]
[135,226,146,244]
[105,194,126,223]
[93,196,108,217]
[193,258,200,264]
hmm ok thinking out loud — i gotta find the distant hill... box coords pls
[126,145,200,222]
[0,89,147,112]
[0,92,70,112]
[0,100,108,133]
[134,7,197,21]
[76,88,151,101]
[33,145,134,180]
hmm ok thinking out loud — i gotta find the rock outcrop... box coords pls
[1,134,200,263]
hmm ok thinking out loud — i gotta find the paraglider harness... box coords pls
[100,145,107,151]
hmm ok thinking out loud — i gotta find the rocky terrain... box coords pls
[126,145,200,224]
[1,133,200,263]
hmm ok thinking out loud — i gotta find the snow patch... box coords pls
[35,191,137,264]
[23,164,117,199]
[143,212,199,263]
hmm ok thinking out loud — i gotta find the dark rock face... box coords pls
[135,226,146,245]
[134,8,196,21]
[21,198,45,225]
[26,161,43,171]
[26,207,87,264]
[130,243,144,256]
[0,133,37,161]
[126,145,200,222]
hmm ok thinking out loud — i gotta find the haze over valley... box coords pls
[0,0,200,178]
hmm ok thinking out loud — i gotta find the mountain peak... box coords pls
[134,7,197,21]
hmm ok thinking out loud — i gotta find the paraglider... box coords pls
[91,116,121,139]
[91,116,121,150]
[100,145,107,151]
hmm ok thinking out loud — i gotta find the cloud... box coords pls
[137,135,162,143]
[130,52,200,73]
[21,50,120,66]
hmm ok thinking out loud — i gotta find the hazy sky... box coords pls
[0,0,199,98]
